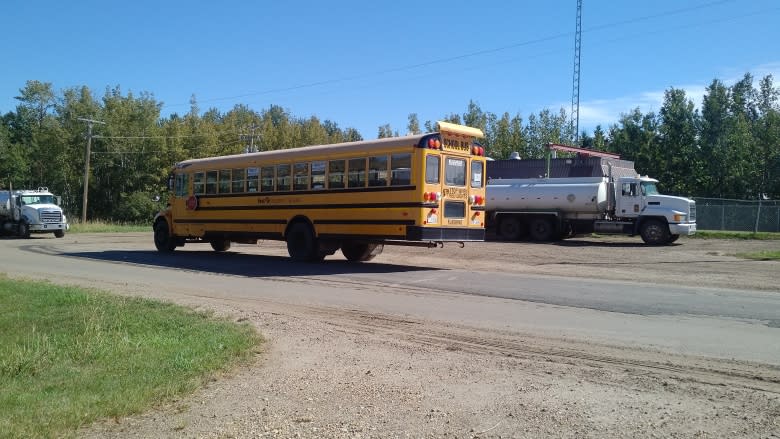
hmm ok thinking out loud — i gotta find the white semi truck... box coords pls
[0,187,69,238]
[486,175,696,245]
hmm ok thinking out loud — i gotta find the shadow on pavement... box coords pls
[59,249,441,278]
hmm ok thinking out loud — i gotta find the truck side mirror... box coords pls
[56,196,62,206]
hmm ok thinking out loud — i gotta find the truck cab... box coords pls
[614,176,696,243]
[0,188,69,238]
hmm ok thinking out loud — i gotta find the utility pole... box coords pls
[241,123,259,153]
[77,117,105,223]
[571,0,582,145]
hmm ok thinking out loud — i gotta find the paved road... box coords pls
[3,234,779,364]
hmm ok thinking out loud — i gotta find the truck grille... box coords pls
[689,203,696,222]
[40,210,62,223]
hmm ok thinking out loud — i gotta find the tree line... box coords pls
[1,73,778,223]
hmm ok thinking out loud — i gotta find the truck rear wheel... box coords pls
[498,217,523,240]
[640,219,671,245]
[342,242,384,262]
[529,217,555,242]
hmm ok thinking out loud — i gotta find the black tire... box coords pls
[498,216,523,240]
[153,219,177,252]
[668,234,680,243]
[286,222,319,262]
[640,219,671,245]
[54,229,65,238]
[341,242,384,262]
[529,217,555,242]
[210,239,231,252]
[18,222,31,239]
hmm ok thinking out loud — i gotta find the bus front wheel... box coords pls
[342,242,383,262]
[154,220,176,252]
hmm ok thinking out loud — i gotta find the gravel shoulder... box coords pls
[4,233,777,438]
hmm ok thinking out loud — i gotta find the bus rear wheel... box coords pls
[341,242,384,262]
[286,222,319,262]
[210,239,231,252]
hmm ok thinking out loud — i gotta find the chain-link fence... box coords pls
[694,198,780,232]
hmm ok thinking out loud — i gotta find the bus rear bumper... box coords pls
[406,226,485,242]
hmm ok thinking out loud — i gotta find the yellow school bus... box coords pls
[153,121,486,262]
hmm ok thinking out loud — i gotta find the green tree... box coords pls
[657,88,701,195]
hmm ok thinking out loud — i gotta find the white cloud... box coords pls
[572,64,780,134]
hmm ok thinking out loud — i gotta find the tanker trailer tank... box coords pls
[487,177,609,215]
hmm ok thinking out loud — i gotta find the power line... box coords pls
[162,0,740,109]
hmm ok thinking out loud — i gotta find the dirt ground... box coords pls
[42,235,778,438]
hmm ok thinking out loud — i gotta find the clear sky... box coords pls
[3,0,779,138]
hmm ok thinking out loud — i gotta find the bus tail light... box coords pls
[424,191,440,202]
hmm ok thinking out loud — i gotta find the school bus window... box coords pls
[247,167,259,192]
[174,173,188,196]
[329,160,345,189]
[445,157,466,186]
[205,171,218,194]
[218,169,231,193]
[390,153,411,185]
[444,201,466,218]
[276,164,291,191]
[368,155,388,187]
[232,168,245,193]
[471,161,483,188]
[348,158,366,188]
[425,155,440,184]
[193,172,205,194]
[311,161,326,189]
[293,162,309,190]
[260,166,274,192]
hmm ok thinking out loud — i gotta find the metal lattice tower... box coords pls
[571,0,582,144]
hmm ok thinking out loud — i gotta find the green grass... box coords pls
[68,220,149,233]
[0,276,261,439]
[735,250,780,261]
[692,230,780,240]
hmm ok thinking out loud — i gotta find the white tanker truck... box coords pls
[0,187,69,238]
[486,175,696,245]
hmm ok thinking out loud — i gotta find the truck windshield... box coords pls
[20,195,56,205]
[640,182,659,196]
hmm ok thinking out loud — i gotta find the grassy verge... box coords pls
[734,250,780,261]
[0,276,260,439]
[68,221,149,233]
[691,230,780,240]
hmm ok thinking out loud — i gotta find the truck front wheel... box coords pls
[17,222,31,239]
[54,230,65,238]
[640,219,671,245]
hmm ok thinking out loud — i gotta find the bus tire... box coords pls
[54,229,65,238]
[640,219,670,245]
[498,216,522,241]
[210,239,231,252]
[529,217,554,242]
[342,242,384,262]
[153,219,177,252]
[286,222,318,262]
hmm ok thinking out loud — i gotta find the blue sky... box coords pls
[3,0,779,139]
